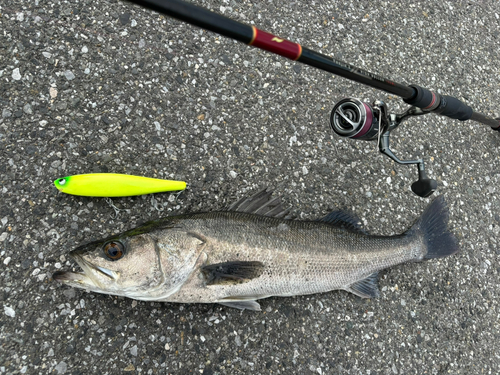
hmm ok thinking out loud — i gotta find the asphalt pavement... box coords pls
[1,0,500,374]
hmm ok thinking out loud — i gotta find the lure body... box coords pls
[54,173,186,197]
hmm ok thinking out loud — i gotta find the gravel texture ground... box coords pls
[1,0,500,374]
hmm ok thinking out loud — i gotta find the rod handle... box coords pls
[403,85,438,110]
[404,85,472,121]
[434,95,473,121]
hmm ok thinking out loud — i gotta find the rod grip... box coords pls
[403,85,437,110]
[434,95,473,121]
[404,84,473,121]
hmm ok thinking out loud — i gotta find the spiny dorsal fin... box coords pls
[227,188,290,218]
[317,210,365,233]
[346,272,380,299]
[201,261,265,285]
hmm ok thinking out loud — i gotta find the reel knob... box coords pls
[330,98,379,140]
[411,168,437,198]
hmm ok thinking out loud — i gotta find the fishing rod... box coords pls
[127,0,500,197]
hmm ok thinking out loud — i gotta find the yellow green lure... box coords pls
[54,173,186,197]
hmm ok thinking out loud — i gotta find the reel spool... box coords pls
[330,98,379,140]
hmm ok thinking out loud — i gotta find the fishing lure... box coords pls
[54,173,186,197]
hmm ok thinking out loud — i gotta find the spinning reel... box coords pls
[330,98,437,197]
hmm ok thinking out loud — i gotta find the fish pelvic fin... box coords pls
[346,272,380,299]
[408,196,459,260]
[218,300,262,311]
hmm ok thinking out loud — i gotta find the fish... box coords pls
[53,189,459,311]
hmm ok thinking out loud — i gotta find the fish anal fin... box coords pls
[201,261,265,285]
[318,210,365,233]
[346,272,380,299]
[218,300,262,311]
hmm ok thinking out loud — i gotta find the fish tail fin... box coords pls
[408,196,459,260]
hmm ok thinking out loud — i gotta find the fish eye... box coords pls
[103,241,125,261]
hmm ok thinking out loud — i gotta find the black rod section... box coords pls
[129,0,254,43]
[471,112,500,128]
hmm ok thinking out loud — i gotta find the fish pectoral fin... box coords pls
[346,272,380,299]
[201,261,265,285]
[218,300,262,311]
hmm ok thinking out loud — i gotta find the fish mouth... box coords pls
[53,253,119,291]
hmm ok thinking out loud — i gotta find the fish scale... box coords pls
[53,189,458,311]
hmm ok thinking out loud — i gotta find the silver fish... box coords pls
[53,189,459,311]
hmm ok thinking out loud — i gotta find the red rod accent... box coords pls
[424,92,437,110]
[249,26,302,61]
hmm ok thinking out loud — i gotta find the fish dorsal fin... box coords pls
[345,272,380,299]
[227,188,290,218]
[201,261,265,285]
[318,210,365,233]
